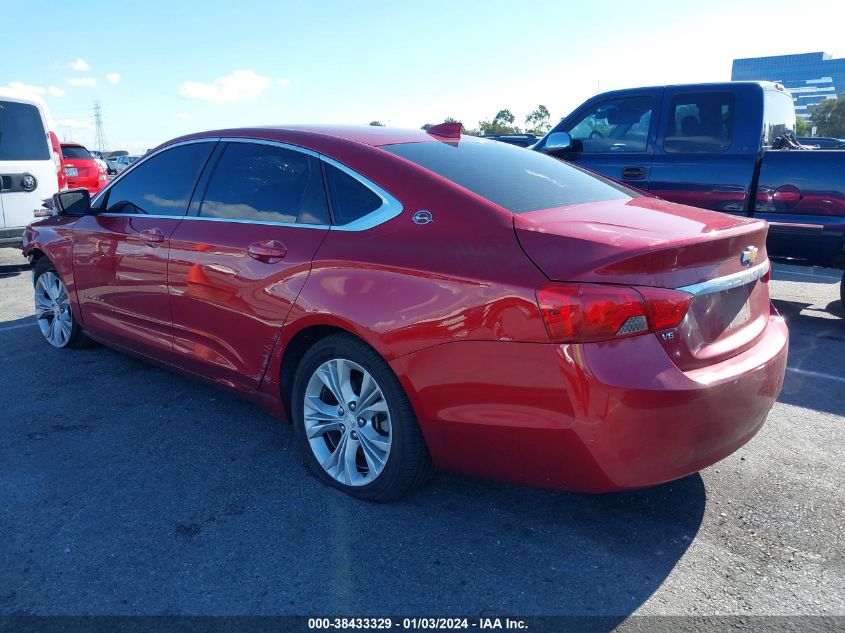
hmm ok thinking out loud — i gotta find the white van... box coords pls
[0,89,59,247]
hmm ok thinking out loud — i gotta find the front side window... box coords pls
[0,100,49,161]
[324,163,383,225]
[383,139,633,214]
[104,143,213,216]
[566,97,654,153]
[199,143,329,225]
[664,92,735,154]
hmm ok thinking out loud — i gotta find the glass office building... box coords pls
[731,52,845,118]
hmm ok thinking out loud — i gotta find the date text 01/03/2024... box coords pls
[307,617,528,630]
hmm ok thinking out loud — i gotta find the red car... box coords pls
[60,142,107,194]
[22,124,788,501]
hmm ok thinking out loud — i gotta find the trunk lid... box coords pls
[515,197,771,369]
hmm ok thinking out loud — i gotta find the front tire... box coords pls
[33,258,91,349]
[291,334,433,502]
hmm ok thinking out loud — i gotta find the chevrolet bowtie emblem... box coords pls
[740,246,759,266]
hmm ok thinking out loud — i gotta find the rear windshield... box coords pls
[0,100,50,161]
[383,139,633,213]
[61,145,94,160]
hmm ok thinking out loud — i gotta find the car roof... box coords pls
[166,124,471,150]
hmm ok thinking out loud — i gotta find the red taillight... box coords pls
[637,287,693,331]
[537,283,692,344]
[48,131,67,190]
[537,284,648,343]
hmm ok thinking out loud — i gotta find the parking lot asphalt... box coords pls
[0,247,842,619]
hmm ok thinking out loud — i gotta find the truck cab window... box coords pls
[566,97,654,153]
[664,93,735,154]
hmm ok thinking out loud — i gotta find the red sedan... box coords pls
[22,124,788,501]
[60,142,107,194]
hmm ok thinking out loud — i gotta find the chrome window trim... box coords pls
[90,137,221,209]
[222,137,320,158]
[320,155,404,231]
[676,261,769,296]
[179,215,330,229]
[91,136,404,232]
[96,212,329,229]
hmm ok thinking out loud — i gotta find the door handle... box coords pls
[139,228,165,246]
[247,240,287,263]
[622,166,647,180]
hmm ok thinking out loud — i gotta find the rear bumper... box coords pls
[66,179,104,195]
[391,312,788,492]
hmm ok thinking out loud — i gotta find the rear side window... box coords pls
[664,93,735,154]
[61,145,93,160]
[383,139,633,214]
[200,142,329,225]
[105,142,213,216]
[0,101,49,161]
[324,163,383,225]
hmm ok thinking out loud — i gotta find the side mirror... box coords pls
[53,188,92,217]
[543,131,575,154]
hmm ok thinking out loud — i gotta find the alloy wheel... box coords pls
[34,271,73,348]
[303,358,392,486]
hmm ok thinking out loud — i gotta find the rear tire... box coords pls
[291,333,433,502]
[33,258,92,349]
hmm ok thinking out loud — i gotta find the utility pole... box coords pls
[93,101,108,153]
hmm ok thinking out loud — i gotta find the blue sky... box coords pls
[1,0,841,152]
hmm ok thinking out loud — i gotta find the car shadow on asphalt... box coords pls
[772,298,844,417]
[0,261,29,280]
[1,322,706,622]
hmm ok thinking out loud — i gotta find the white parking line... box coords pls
[786,367,845,384]
[0,321,36,332]
[772,268,841,281]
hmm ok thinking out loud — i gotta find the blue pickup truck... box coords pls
[533,81,845,302]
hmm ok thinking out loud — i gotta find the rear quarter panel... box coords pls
[284,144,551,359]
[261,143,552,414]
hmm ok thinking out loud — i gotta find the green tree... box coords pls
[369,120,386,127]
[794,117,811,136]
[808,96,845,137]
[525,105,551,135]
[476,109,522,135]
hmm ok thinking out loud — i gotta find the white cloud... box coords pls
[278,77,291,86]
[55,118,94,130]
[68,77,97,87]
[4,81,47,95]
[105,73,120,85]
[2,81,64,99]
[179,69,270,103]
[69,58,90,71]
[176,112,191,120]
